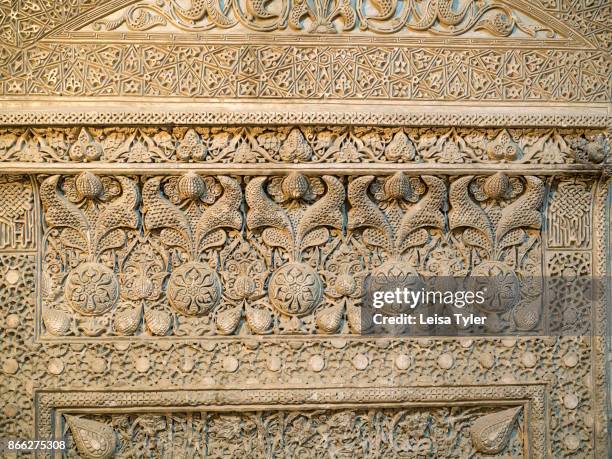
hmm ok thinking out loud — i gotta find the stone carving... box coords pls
[0,126,607,165]
[546,251,592,335]
[0,0,607,104]
[548,178,594,249]
[0,243,606,456]
[0,112,608,128]
[0,175,35,251]
[88,0,556,37]
[36,171,553,337]
[0,254,36,438]
[63,405,524,457]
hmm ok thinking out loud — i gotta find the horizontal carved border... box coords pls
[0,110,609,128]
[1,43,608,102]
[35,384,547,457]
[1,124,609,166]
[7,164,608,176]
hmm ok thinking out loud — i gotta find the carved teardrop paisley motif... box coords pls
[470,406,522,454]
[65,415,117,459]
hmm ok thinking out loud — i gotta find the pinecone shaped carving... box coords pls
[113,305,142,335]
[216,307,242,335]
[470,407,522,454]
[246,307,272,334]
[316,304,344,334]
[42,308,71,336]
[144,309,172,336]
[513,298,541,331]
[65,415,117,459]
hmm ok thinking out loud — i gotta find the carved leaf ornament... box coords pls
[89,0,557,39]
[38,171,548,333]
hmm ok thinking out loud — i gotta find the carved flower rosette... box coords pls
[40,173,139,336]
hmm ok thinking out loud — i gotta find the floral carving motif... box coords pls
[0,126,607,165]
[40,173,139,330]
[62,405,525,457]
[92,0,555,38]
[486,130,522,161]
[450,174,545,331]
[69,128,103,162]
[167,261,222,315]
[470,407,522,454]
[143,174,242,317]
[269,262,323,316]
[246,172,344,318]
[64,415,117,459]
[37,172,552,336]
[469,261,520,314]
[176,129,207,161]
[64,262,120,316]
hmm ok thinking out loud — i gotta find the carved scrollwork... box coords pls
[91,0,555,38]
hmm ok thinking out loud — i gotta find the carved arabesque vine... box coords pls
[61,405,524,458]
[90,0,555,37]
[1,126,608,165]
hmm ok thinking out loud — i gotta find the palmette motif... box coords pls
[40,173,139,333]
[142,174,242,317]
[38,171,548,337]
[1,126,606,165]
[450,174,545,331]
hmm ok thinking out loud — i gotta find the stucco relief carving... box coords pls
[0,239,606,457]
[0,175,35,251]
[0,0,608,103]
[38,171,549,338]
[0,0,610,456]
[2,44,608,100]
[0,169,595,457]
[61,405,524,458]
[1,126,608,164]
[88,0,556,38]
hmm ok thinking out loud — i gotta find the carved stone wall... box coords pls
[0,1,610,458]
